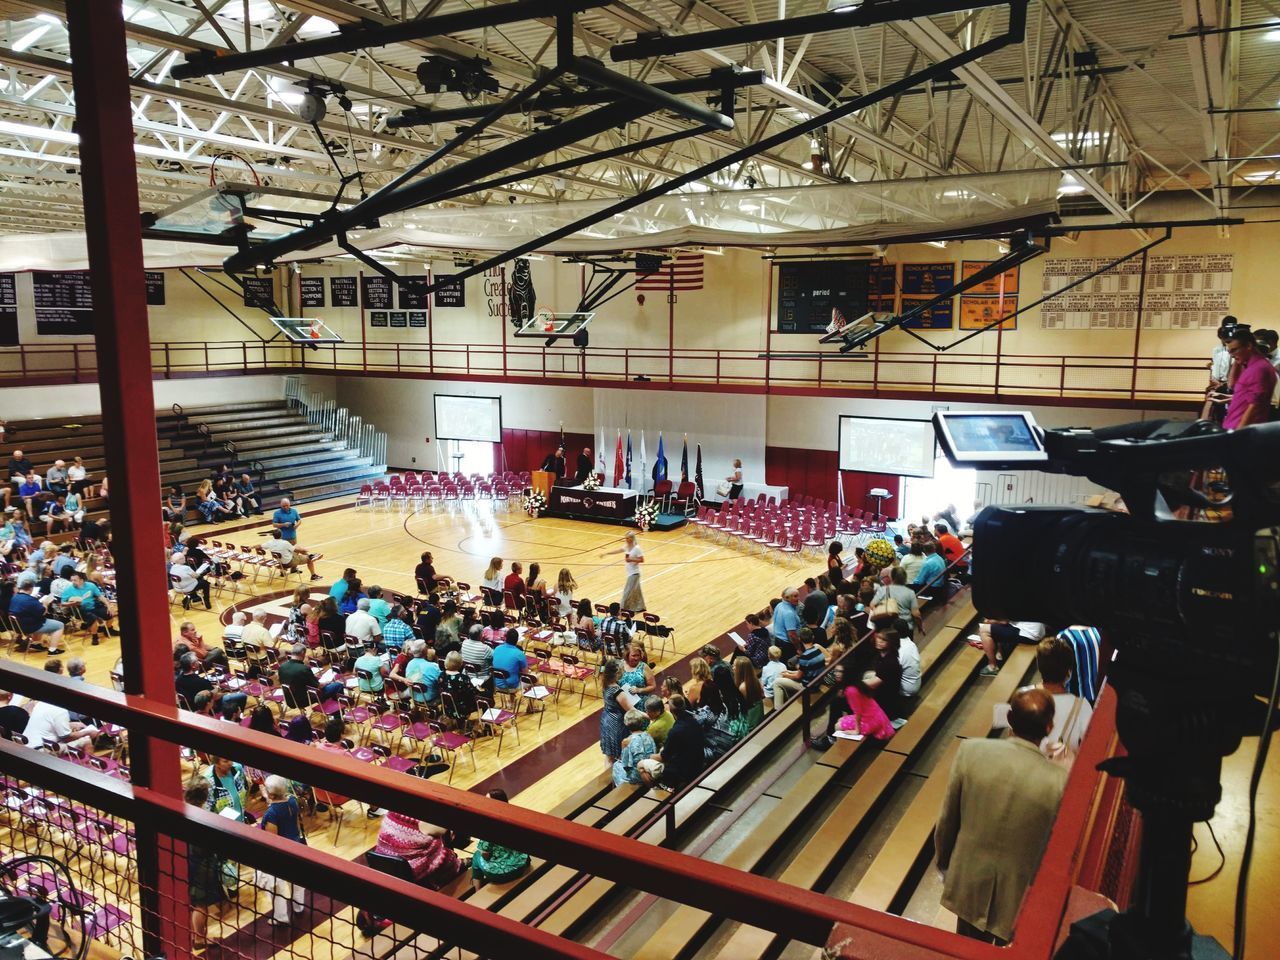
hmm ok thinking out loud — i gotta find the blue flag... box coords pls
[653,433,668,483]
[680,436,689,484]
[625,430,633,488]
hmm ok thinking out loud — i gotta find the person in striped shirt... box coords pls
[1056,625,1103,704]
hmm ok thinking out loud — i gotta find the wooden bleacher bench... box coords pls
[955,644,1038,739]
[850,737,963,913]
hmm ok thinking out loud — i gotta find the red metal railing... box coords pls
[0,655,1128,960]
[0,341,1204,405]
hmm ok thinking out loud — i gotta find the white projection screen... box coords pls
[838,415,936,478]
[434,394,503,443]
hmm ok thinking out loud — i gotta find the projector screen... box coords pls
[838,415,936,478]
[434,394,503,443]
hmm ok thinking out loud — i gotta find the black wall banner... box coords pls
[369,311,388,327]
[330,276,358,307]
[408,311,427,328]
[241,276,274,308]
[389,311,408,328]
[145,271,166,306]
[300,277,326,308]
[433,274,465,308]
[361,276,393,310]
[398,277,430,309]
[0,273,15,345]
[33,271,94,335]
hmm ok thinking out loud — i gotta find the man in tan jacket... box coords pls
[934,687,1068,944]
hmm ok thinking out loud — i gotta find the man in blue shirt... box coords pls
[913,540,947,589]
[272,497,302,543]
[405,651,442,705]
[492,628,528,692]
[770,587,801,661]
[10,572,65,654]
[380,604,415,651]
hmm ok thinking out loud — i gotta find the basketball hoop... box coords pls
[208,152,262,190]
[825,306,848,335]
[534,305,557,333]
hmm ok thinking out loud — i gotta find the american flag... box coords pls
[636,253,705,291]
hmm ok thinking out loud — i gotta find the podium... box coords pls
[531,470,557,500]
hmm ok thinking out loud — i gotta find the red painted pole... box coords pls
[65,2,185,956]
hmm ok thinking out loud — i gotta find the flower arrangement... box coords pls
[523,490,547,517]
[633,498,660,532]
[582,473,601,491]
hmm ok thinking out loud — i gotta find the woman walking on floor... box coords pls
[600,530,646,612]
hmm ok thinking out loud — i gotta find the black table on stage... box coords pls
[547,485,637,521]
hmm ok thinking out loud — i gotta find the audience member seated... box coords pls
[503,561,526,602]
[54,570,112,644]
[435,599,461,654]
[642,694,672,746]
[480,557,504,595]
[975,619,1046,677]
[992,638,1094,766]
[913,540,946,588]
[37,495,71,535]
[316,596,348,662]
[354,640,389,703]
[865,628,904,723]
[405,644,442,708]
[361,584,389,625]
[440,651,478,729]
[898,628,921,701]
[169,550,211,610]
[899,542,925,583]
[0,689,30,740]
[346,598,382,649]
[638,694,705,790]
[934,522,967,569]
[7,449,34,485]
[329,568,358,604]
[263,533,322,581]
[1056,625,1103,704]
[490,629,527,694]
[770,587,802,658]
[338,577,367,615]
[163,485,187,522]
[25,688,97,753]
[685,658,712,708]
[414,551,438,593]
[760,646,785,708]
[373,811,469,889]
[554,568,577,619]
[871,565,923,637]
[222,611,247,645]
[598,601,632,655]
[460,624,494,689]
[734,657,766,730]
[278,643,344,711]
[741,612,770,668]
[195,480,236,523]
[613,708,657,787]
[10,571,65,654]
[770,627,826,709]
[470,789,530,889]
[18,473,43,517]
[236,474,262,516]
[381,603,415,651]
[814,670,897,749]
[45,459,68,496]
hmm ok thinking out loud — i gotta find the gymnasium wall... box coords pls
[0,373,327,420]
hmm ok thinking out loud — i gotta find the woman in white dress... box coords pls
[600,532,646,612]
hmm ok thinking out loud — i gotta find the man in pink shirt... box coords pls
[1223,328,1277,430]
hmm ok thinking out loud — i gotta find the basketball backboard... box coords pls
[270,317,343,343]
[512,309,594,341]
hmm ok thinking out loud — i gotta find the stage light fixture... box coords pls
[417,56,500,102]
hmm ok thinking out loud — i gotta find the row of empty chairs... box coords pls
[356,471,530,513]
[689,497,873,567]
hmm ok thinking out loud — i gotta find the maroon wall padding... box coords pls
[496,428,594,474]
[764,446,901,518]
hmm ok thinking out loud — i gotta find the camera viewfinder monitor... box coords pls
[934,410,1048,465]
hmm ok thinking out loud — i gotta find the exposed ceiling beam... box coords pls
[1179,0,1235,228]
[895,13,1131,221]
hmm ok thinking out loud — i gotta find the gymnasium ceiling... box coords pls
[0,0,1276,247]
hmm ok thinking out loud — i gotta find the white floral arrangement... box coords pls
[523,490,547,516]
[633,498,660,532]
[581,473,601,491]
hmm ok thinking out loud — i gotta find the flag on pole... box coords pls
[654,433,668,483]
[625,431,633,488]
[559,422,565,451]
[613,432,623,487]
[597,425,606,477]
[639,431,648,494]
[680,435,689,484]
[695,443,705,499]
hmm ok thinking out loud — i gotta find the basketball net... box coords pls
[825,306,848,335]
[534,304,557,333]
[308,319,323,340]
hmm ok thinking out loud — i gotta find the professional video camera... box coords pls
[933,411,1280,960]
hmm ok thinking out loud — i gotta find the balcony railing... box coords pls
[0,340,1204,405]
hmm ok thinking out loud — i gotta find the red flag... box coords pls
[613,432,624,487]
